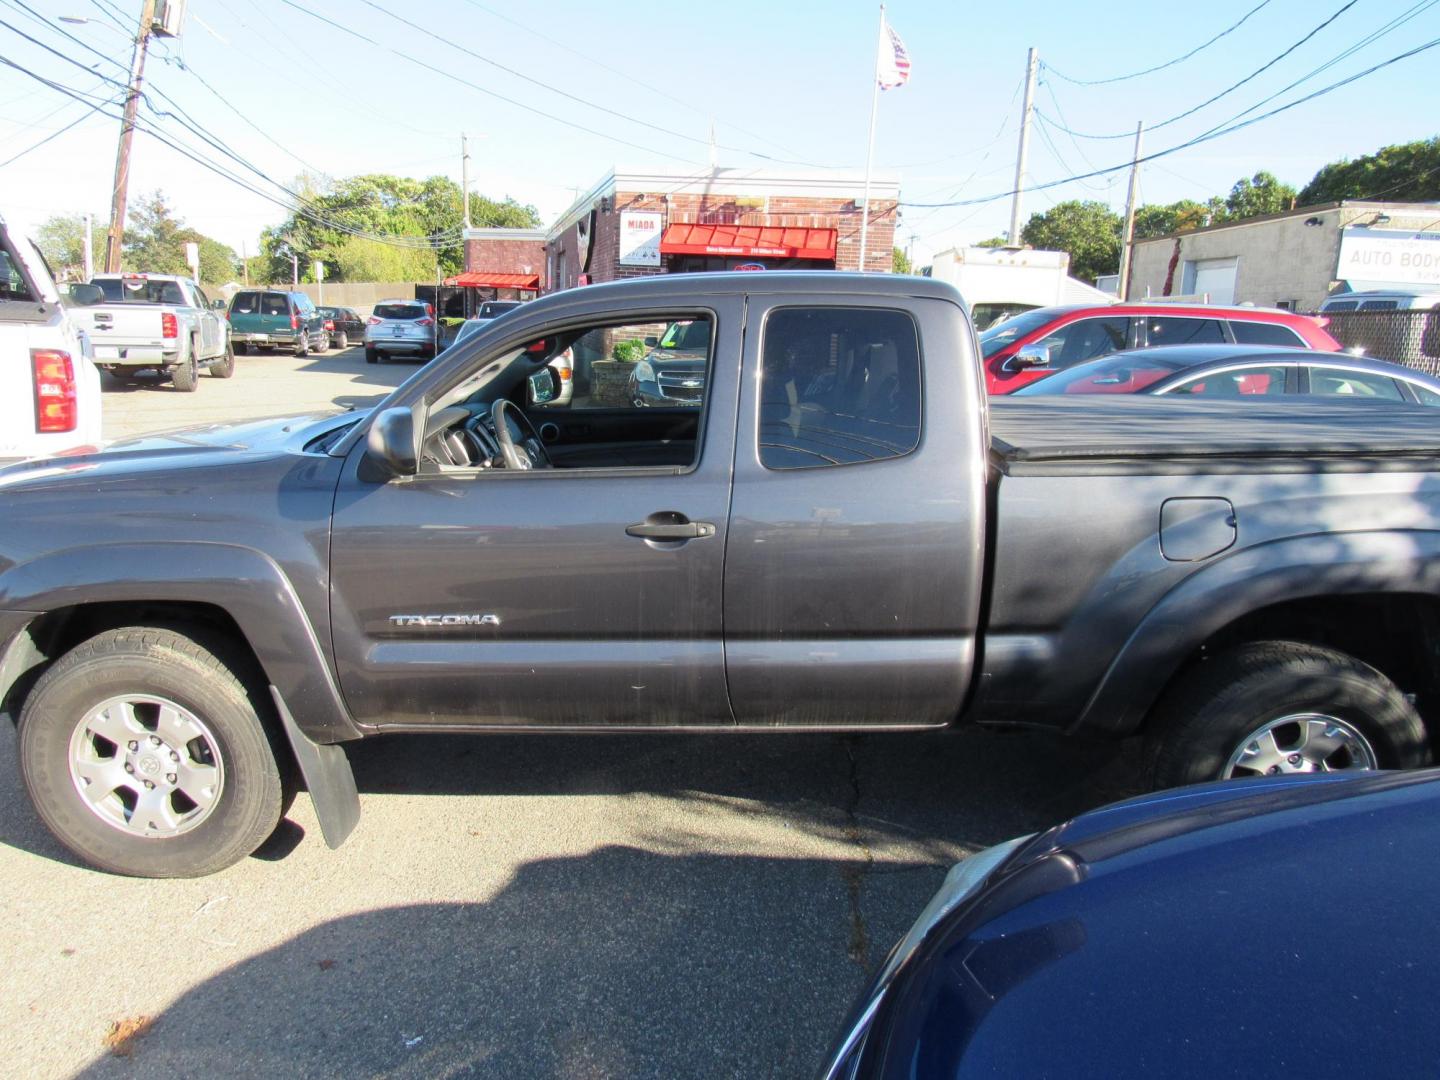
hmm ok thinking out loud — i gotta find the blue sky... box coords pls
[2,0,1437,266]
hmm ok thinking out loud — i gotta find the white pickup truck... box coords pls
[71,272,234,391]
[0,215,102,465]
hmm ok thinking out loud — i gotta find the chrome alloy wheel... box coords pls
[1223,713,1378,779]
[67,695,225,837]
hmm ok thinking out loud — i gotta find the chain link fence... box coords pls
[1311,308,1440,376]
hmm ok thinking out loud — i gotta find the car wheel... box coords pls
[171,349,198,393]
[234,341,249,356]
[365,346,379,364]
[1147,641,1429,790]
[16,626,290,878]
[314,331,328,355]
[335,331,348,351]
[208,341,236,379]
[294,333,309,359]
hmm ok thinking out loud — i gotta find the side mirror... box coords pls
[1008,343,1052,370]
[211,298,226,310]
[643,335,658,347]
[363,407,418,479]
[65,283,105,307]
[526,366,558,406]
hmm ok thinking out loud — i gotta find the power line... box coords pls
[1044,0,1277,85]
[901,36,1440,209]
[0,91,118,168]
[1041,0,1361,140]
[279,0,704,166]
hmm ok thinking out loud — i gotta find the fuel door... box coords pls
[1160,497,1236,562]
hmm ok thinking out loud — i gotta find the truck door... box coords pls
[723,295,987,727]
[327,300,742,729]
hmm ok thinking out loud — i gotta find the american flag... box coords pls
[877,20,911,90]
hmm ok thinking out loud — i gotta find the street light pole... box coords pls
[103,0,157,273]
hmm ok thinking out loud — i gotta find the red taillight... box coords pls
[290,312,300,330]
[32,349,77,434]
[557,366,572,381]
[367,316,381,325]
[417,317,435,327]
[161,312,178,339]
[324,320,335,331]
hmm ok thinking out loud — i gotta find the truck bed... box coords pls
[989,397,1440,472]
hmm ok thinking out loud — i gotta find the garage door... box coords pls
[1190,258,1238,306]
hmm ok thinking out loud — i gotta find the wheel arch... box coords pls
[1074,530,1440,739]
[0,543,362,745]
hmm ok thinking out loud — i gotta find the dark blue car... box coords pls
[821,770,1440,1079]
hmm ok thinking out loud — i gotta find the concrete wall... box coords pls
[288,282,423,314]
[1128,202,1440,311]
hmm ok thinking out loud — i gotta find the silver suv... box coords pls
[364,299,437,364]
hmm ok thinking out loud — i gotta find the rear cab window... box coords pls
[758,307,921,470]
[95,276,186,304]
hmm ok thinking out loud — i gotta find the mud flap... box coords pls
[271,687,360,849]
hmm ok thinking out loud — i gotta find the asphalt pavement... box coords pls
[1,345,1141,1078]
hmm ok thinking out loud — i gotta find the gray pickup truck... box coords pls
[3,273,1439,878]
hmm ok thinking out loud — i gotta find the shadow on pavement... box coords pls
[73,846,901,1079]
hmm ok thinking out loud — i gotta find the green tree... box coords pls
[34,213,100,279]
[1220,171,1296,221]
[1132,199,1209,240]
[1298,137,1440,205]
[262,173,542,282]
[121,191,239,284]
[975,236,1009,248]
[1019,200,1122,282]
[892,246,912,274]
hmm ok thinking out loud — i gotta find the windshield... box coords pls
[978,308,1060,359]
[1012,353,1191,395]
[658,320,709,350]
[478,301,521,319]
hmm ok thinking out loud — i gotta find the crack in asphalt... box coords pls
[839,736,874,970]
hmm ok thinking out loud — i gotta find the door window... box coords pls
[758,307,921,470]
[1229,321,1305,347]
[1028,316,1130,370]
[1146,317,1226,346]
[1164,365,1289,396]
[1308,367,1405,400]
[543,317,713,414]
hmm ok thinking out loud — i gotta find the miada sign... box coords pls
[1337,226,1440,287]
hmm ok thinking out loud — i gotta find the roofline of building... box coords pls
[547,165,903,240]
[461,227,548,242]
[1132,199,1440,246]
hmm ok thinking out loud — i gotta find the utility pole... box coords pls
[104,0,158,273]
[1118,121,1144,301]
[82,213,94,280]
[241,240,249,286]
[291,251,298,287]
[1008,47,1038,247]
[461,132,472,228]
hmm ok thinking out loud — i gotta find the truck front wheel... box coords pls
[17,627,290,878]
[1147,641,1429,790]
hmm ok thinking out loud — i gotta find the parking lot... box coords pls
[0,349,1139,1078]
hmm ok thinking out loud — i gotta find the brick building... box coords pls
[448,227,546,298]
[460,167,901,292]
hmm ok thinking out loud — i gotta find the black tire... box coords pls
[234,341,249,356]
[294,333,309,359]
[17,627,290,878]
[335,331,348,350]
[171,348,198,393]
[314,331,328,355]
[1147,641,1429,790]
[208,341,236,379]
[365,346,379,364]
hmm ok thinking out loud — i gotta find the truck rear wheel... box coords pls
[17,627,289,878]
[1147,641,1429,790]
[172,348,198,392]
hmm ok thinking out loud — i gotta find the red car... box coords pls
[979,303,1339,394]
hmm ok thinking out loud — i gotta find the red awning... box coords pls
[445,272,540,289]
[659,224,837,261]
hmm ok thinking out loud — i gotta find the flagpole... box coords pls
[858,4,885,274]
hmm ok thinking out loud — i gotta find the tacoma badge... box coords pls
[388,614,501,628]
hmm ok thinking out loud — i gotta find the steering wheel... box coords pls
[490,398,552,470]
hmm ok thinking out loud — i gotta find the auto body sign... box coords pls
[1336,226,1440,287]
[619,211,663,267]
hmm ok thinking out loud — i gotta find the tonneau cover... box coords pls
[989,397,1440,463]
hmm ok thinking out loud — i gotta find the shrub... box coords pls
[612,338,647,363]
